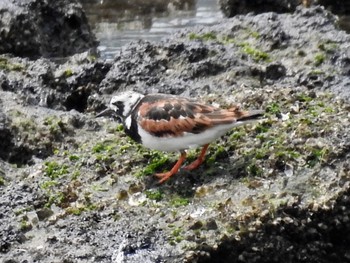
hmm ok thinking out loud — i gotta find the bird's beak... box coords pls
[96,108,115,118]
[96,108,122,123]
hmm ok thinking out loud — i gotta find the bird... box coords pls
[98,90,264,183]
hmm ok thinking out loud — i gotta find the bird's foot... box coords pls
[183,158,204,171]
[154,171,176,184]
[154,151,187,184]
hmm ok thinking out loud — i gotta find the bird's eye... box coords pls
[111,100,124,116]
[112,101,123,107]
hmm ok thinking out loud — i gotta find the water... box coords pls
[81,0,223,60]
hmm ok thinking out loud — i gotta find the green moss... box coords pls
[172,227,182,236]
[91,183,109,192]
[43,116,55,126]
[207,145,227,164]
[187,32,270,62]
[92,143,106,153]
[239,43,270,62]
[275,149,301,160]
[43,116,67,138]
[66,204,98,216]
[145,189,164,201]
[135,151,170,177]
[63,69,73,77]
[249,31,260,39]
[255,122,271,134]
[221,35,236,45]
[309,69,324,75]
[266,102,281,114]
[46,191,65,207]
[40,180,59,190]
[169,227,184,244]
[188,32,217,41]
[116,124,124,132]
[65,207,83,216]
[71,170,80,180]
[69,155,79,161]
[18,119,36,130]
[246,162,263,177]
[14,207,31,216]
[92,140,117,153]
[44,161,68,179]
[0,57,24,71]
[113,213,121,221]
[232,90,344,179]
[306,147,329,167]
[314,53,326,66]
[297,93,313,102]
[0,176,5,186]
[230,129,245,141]
[254,148,269,160]
[19,218,32,231]
[170,196,190,207]
[318,41,338,53]
[87,55,97,62]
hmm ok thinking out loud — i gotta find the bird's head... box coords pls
[96,91,144,121]
[109,91,144,119]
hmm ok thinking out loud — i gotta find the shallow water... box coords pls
[81,0,223,60]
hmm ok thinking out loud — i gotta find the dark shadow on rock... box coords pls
[196,187,350,263]
[143,155,254,199]
[219,0,301,17]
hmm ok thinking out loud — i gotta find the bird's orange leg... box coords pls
[155,151,187,183]
[183,144,209,171]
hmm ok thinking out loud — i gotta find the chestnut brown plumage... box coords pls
[99,91,264,183]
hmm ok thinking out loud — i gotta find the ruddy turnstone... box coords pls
[98,91,264,183]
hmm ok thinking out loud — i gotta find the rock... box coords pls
[218,0,350,18]
[0,4,350,263]
[265,63,287,80]
[0,53,111,111]
[0,110,14,162]
[219,0,302,17]
[0,0,98,58]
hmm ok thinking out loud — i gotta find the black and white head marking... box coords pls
[109,91,144,120]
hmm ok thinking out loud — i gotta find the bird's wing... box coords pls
[137,96,248,138]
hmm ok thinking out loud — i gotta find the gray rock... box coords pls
[0,0,98,58]
[219,0,301,17]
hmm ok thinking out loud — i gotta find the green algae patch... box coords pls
[188,32,271,62]
[44,161,69,179]
[0,175,5,186]
[145,189,164,201]
[238,42,270,62]
[314,53,326,66]
[188,32,218,41]
[134,151,172,178]
[0,56,25,71]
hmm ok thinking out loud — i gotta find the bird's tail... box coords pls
[237,109,265,122]
[226,108,265,128]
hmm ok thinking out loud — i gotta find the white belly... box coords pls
[138,121,245,152]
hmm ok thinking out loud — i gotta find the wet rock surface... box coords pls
[1,5,350,263]
[0,0,98,58]
[218,0,350,17]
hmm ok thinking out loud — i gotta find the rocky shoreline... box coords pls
[1,1,350,262]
